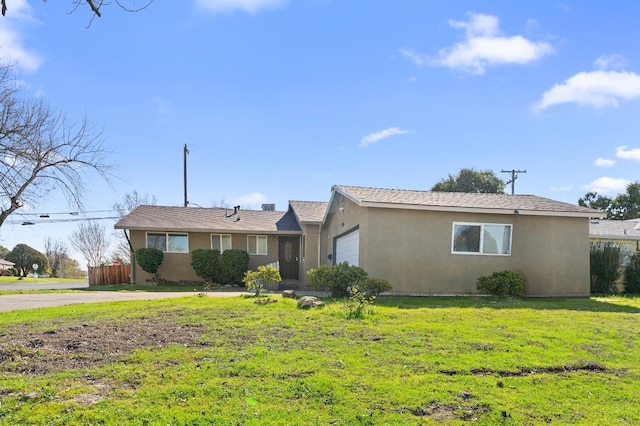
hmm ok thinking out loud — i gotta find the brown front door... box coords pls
[278,236,300,280]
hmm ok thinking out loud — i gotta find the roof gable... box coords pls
[289,201,328,224]
[332,185,603,218]
[115,205,301,234]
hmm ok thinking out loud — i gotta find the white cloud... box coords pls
[233,192,267,208]
[195,0,286,14]
[360,127,409,147]
[595,157,616,167]
[399,48,426,66]
[0,0,42,72]
[594,54,628,71]
[616,145,640,161]
[430,12,553,74]
[582,176,631,194]
[534,70,640,110]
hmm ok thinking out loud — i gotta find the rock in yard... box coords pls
[297,296,324,309]
[282,290,297,299]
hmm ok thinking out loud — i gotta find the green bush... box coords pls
[357,276,392,297]
[243,265,281,296]
[190,249,222,286]
[476,270,527,297]
[135,248,164,284]
[307,262,369,298]
[624,247,640,294]
[220,249,249,284]
[590,243,621,294]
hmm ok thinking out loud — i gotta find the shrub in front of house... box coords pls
[476,270,527,297]
[135,248,164,284]
[590,242,621,294]
[220,249,250,284]
[190,249,222,287]
[243,264,281,296]
[624,247,640,294]
[307,262,369,298]
[357,276,392,297]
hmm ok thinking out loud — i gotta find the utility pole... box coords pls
[183,144,189,207]
[501,169,526,195]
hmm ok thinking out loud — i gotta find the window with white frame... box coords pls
[211,234,232,252]
[452,223,512,255]
[146,232,189,253]
[301,234,306,260]
[247,235,268,255]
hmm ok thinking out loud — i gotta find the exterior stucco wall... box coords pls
[128,230,279,283]
[321,194,368,268]
[320,198,591,296]
[298,224,321,286]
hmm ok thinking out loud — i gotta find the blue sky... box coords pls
[1,0,640,263]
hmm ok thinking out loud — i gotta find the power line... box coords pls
[501,169,527,195]
[7,216,120,225]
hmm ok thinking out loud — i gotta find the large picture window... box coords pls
[211,234,232,252]
[247,235,268,255]
[452,223,512,255]
[146,232,189,253]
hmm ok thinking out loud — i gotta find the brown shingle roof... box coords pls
[289,201,328,224]
[114,205,301,234]
[334,185,602,217]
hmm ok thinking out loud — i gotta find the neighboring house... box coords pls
[114,203,324,285]
[0,258,15,275]
[589,218,640,266]
[321,185,602,297]
[115,184,601,296]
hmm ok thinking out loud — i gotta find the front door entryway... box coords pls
[278,236,300,280]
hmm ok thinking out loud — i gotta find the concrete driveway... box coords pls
[0,291,244,312]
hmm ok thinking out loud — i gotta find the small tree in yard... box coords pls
[190,249,222,288]
[135,247,163,284]
[243,265,281,296]
[624,245,640,294]
[590,243,622,294]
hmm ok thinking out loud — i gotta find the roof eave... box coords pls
[359,201,601,218]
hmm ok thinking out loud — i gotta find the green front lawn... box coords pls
[0,295,638,425]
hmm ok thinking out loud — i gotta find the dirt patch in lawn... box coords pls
[0,310,207,375]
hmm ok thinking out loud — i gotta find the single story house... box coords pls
[114,202,327,285]
[321,185,602,296]
[115,184,601,296]
[0,258,15,275]
[589,218,640,266]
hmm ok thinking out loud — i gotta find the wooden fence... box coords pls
[88,264,131,286]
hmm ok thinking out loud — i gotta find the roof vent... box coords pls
[262,203,275,211]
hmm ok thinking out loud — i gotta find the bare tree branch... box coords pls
[69,220,109,267]
[1,0,154,18]
[0,65,115,228]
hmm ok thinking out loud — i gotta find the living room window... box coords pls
[146,232,189,253]
[247,235,268,255]
[452,223,512,255]
[211,234,232,252]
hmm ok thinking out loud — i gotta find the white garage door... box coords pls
[335,229,360,266]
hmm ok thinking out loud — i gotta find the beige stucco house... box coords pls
[115,202,327,286]
[321,185,602,297]
[115,184,601,296]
